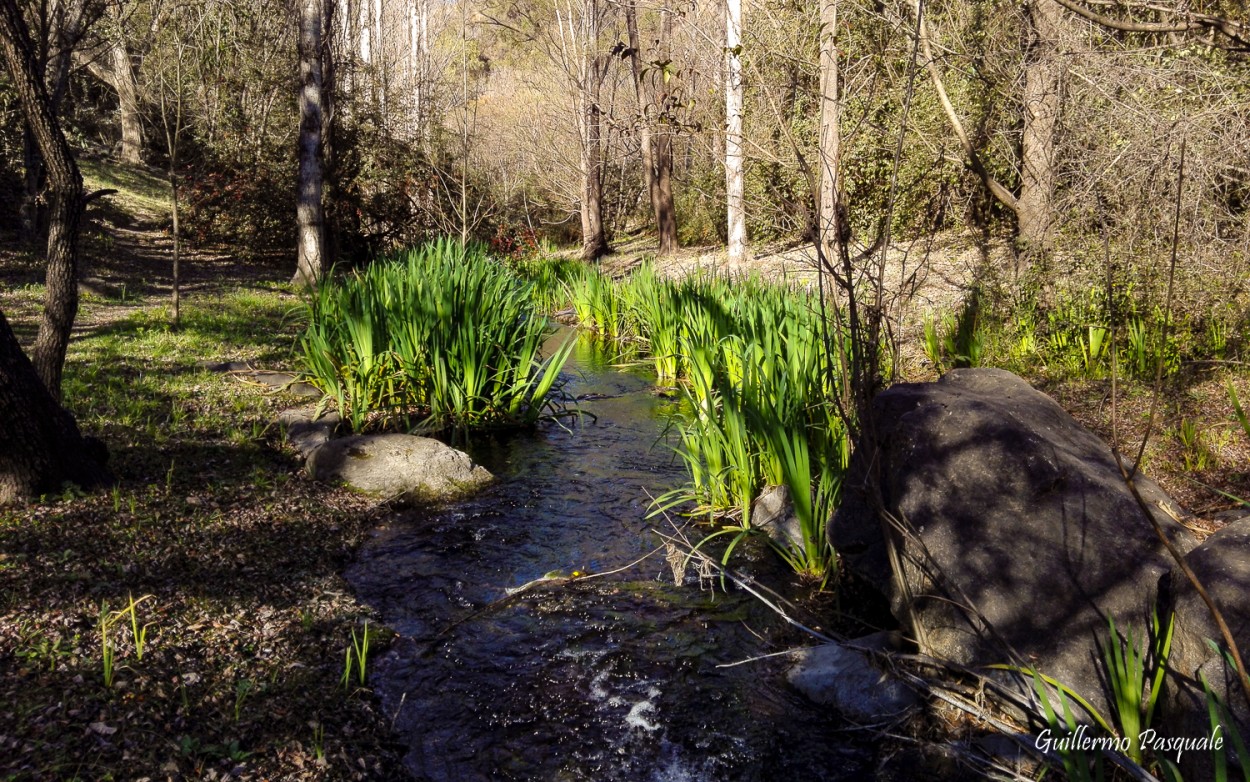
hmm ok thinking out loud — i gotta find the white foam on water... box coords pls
[625,698,659,732]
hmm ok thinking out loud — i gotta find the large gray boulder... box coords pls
[831,368,1196,718]
[1159,518,1250,778]
[307,434,492,501]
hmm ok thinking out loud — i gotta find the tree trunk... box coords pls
[19,0,84,244]
[0,309,111,504]
[654,130,676,255]
[580,55,609,260]
[84,40,145,165]
[0,0,111,503]
[321,0,340,268]
[653,4,677,255]
[170,174,180,326]
[1017,0,1064,277]
[579,0,609,260]
[295,0,327,286]
[817,0,843,260]
[0,0,87,399]
[724,0,746,264]
[625,0,678,256]
[624,2,658,228]
[111,41,144,164]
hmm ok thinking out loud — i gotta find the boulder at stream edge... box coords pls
[830,368,1196,720]
[1159,516,1250,779]
[307,433,492,501]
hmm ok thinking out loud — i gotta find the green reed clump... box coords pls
[567,266,628,339]
[511,255,583,313]
[580,266,849,581]
[300,238,572,433]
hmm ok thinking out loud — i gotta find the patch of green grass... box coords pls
[79,157,172,219]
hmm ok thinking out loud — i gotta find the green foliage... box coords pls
[510,256,583,313]
[922,293,985,372]
[1004,612,1176,779]
[927,284,1226,382]
[1178,418,1214,472]
[1103,612,1174,765]
[1229,382,1250,445]
[341,620,372,691]
[299,239,573,433]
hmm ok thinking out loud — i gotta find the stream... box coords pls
[345,331,876,781]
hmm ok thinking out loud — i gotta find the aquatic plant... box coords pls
[299,239,572,433]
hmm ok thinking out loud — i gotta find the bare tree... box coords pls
[724,0,746,263]
[816,0,843,261]
[574,0,610,258]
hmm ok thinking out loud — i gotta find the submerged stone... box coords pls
[786,632,917,723]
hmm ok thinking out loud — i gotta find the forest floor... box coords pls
[0,163,1246,780]
[0,161,406,780]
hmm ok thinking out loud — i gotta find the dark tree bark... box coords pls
[0,0,88,399]
[0,310,111,504]
[624,0,678,256]
[578,0,609,260]
[19,0,86,243]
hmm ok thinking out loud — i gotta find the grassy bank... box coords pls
[0,284,404,780]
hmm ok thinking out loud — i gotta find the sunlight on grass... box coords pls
[80,157,172,219]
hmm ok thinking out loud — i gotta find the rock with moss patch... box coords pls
[307,434,492,501]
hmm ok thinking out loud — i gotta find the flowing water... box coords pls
[346,332,875,781]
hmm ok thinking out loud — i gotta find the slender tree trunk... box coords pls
[20,0,84,244]
[322,0,339,267]
[1017,0,1064,277]
[170,174,180,324]
[295,0,327,286]
[724,0,746,264]
[580,55,609,259]
[111,41,143,164]
[624,2,658,228]
[817,0,844,259]
[625,1,677,255]
[654,130,676,255]
[0,0,86,399]
[653,3,677,255]
[579,0,609,260]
